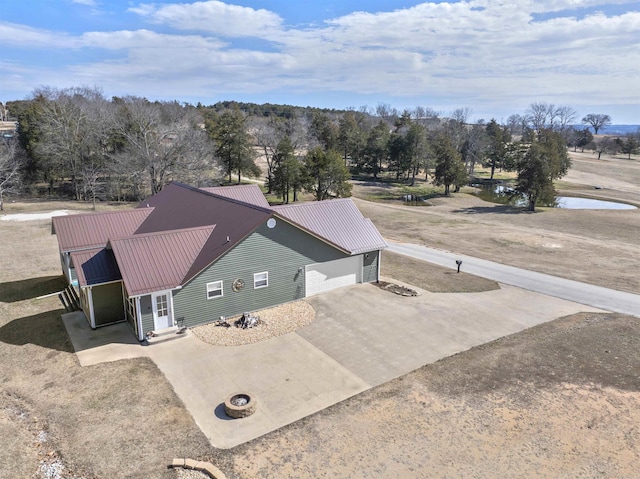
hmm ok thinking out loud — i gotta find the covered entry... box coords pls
[305,255,362,297]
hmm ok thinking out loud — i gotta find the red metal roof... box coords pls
[70,248,121,287]
[52,209,153,252]
[200,184,270,208]
[110,225,215,296]
[272,199,388,254]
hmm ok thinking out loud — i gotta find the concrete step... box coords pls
[145,326,189,345]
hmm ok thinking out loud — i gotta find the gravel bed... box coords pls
[190,300,316,346]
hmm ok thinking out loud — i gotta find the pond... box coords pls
[474,184,637,210]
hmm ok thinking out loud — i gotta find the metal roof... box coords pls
[134,183,272,281]
[70,248,121,287]
[200,184,271,208]
[110,225,215,296]
[272,199,388,255]
[52,209,153,252]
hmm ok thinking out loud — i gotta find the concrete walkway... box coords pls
[62,278,603,449]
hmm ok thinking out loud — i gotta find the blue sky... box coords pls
[1,0,639,123]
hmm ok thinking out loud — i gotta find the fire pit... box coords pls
[224,392,257,418]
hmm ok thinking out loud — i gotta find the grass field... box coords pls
[1,150,639,478]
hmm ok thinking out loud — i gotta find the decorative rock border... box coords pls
[170,458,226,479]
[377,281,418,297]
[224,392,257,418]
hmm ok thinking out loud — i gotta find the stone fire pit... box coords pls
[224,392,257,418]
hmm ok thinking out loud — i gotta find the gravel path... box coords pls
[190,300,315,346]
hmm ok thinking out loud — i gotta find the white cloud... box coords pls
[3,1,639,119]
[129,1,283,37]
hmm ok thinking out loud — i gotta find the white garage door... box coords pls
[305,256,362,297]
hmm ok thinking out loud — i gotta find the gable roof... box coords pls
[272,199,388,255]
[52,208,153,252]
[199,184,271,209]
[109,225,215,296]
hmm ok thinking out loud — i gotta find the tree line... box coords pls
[1,88,638,212]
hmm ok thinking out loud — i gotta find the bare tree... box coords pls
[525,102,557,131]
[112,97,212,195]
[555,106,578,134]
[375,103,398,125]
[0,137,23,210]
[30,86,107,200]
[251,115,304,193]
[582,113,612,134]
[506,114,525,136]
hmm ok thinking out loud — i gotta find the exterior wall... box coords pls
[92,282,125,326]
[362,250,380,283]
[139,295,154,334]
[171,220,348,330]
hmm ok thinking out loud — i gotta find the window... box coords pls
[207,281,223,299]
[155,294,168,317]
[254,271,268,289]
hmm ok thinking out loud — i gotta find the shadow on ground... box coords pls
[453,205,529,215]
[0,309,74,353]
[0,275,67,303]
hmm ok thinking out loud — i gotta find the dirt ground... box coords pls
[1,151,639,478]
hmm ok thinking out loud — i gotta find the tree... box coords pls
[432,135,467,196]
[302,148,352,201]
[28,86,108,200]
[582,114,612,134]
[484,119,512,179]
[271,137,302,203]
[114,97,212,195]
[514,129,571,211]
[594,137,617,160]
[362,121,390,178]
[338,111,366,167]
[616,135,640,160]
[308,112,339,151]
[461,123,487,178]
[0,137,23,211]
[252,115,303,194]
[575,128,594,152]
[525,102,557,131]
[206,107,258,184]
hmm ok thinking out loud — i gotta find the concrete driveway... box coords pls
[64,280,603,449]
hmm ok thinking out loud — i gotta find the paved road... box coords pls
[388,241,640,317]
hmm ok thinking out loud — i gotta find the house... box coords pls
[52,182,387,341]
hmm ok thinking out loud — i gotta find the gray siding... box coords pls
[362,250,380,283]
[140,295,154,334]
[172,220,348,329]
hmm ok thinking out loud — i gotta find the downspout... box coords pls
[377,250,382,283]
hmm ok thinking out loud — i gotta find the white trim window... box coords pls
[253,271,268,289]
[206,280,223,299]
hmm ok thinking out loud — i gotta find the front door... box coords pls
[152,292,172,330]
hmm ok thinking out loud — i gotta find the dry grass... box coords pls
[0,209,213,479]
[381,251,499,293]
[352,153,640,294]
